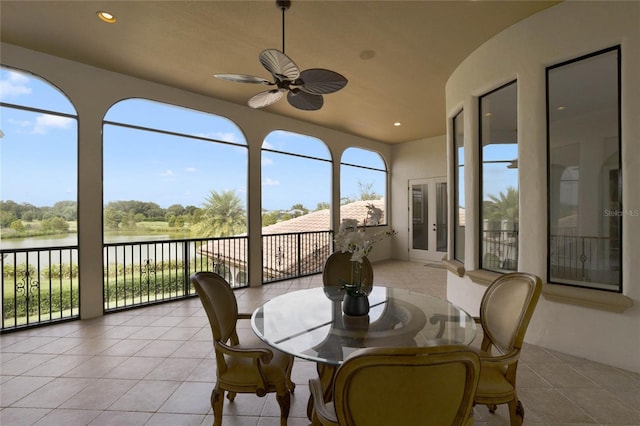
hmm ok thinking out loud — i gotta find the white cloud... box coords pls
[262,141,274,149]
[8,118,32,128]
[0,71,32,98]
[262,178,280,186]
[185,167,197,173]
[160,169,175,177]
[195,131,243,144]
[262,156,274,166]
[32,114,73,134]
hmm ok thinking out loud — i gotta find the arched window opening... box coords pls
[340,147,388,226]
[103,99,249,310]
[261,130,332,282]
[0,66,79,330]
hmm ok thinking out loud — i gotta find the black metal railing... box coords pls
[1,245,79,332]
[481,230,519,271]
[550,234,620,287]
[262,230,333,283]
[103,236,248,312]
[2,230,334,331]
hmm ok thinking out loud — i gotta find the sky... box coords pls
[1,67,386,212]
[1,66,517,214]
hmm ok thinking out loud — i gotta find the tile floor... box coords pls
[1,260,639,426]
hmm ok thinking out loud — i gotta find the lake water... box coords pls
[1,234,179,268]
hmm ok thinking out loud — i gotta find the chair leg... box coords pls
[287,377,296,393]
[508,399,524,426]
[227,391,237,401]
[487,403,497,413]
[211,387,224,426]
[276,391,291,426]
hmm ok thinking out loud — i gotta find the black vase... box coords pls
[342,292,370,316]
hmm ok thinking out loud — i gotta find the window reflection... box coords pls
[547,47,621,292]
[479,82,518,272]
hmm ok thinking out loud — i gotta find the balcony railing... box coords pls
[103,236,250,312]
[1,245,79,331]
[482,229,519,271]
[2,230,333,331]
[550,234,620,288]
[262,231,333,283]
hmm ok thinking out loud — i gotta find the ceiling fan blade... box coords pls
[248,89,286,109]
[259,49,300,81]
[214,74,272,85]
[297,69,348,94]
[287,90,323,111]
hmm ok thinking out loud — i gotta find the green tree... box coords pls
[289,203,308,218]
[192,189,246,237]
[104,206,123,230]
[484,186,519,222]
[0,210,17,228]
[41,217,69,232]
[165,204,186,219]
[262,211,279,226]
[315,202,330,211]
[357,180,380,201]
[10,219,25,232]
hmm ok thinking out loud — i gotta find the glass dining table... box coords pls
[251,286,477,423]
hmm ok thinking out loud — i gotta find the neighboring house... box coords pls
[198,200,385,284]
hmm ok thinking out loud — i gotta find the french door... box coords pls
[409,178,448,262]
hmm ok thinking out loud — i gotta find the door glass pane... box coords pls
[436,182,448,252]
[412,184,428,250]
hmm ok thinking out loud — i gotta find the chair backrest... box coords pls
[190,271,238,344]
[322,251,373,288]
[333,346,480,426]
[480,272,543,355]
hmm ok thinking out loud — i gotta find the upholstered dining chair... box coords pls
[190,271,295,426]
[322,251,373,292]
[472,272,543,426]
[309,345,481,426]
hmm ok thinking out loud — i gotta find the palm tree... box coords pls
[484,186,519,223]
[192,189,246,237]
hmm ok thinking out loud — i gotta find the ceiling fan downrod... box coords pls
[276,0,291,54]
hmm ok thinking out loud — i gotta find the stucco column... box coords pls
[77,110,105,319]
[246,133,264,287]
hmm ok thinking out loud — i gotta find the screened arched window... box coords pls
[0,66,78,242]
[103,99,248,238]
[340,148,388,226]
[261,130,331,226]
[0,66,79,329]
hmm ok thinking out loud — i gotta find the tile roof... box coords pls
[198,200,386,278]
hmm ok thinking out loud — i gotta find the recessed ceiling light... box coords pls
[484,112,493,117]
[393,122,402,127]
[556,106,566,111]
[97,11,116,24]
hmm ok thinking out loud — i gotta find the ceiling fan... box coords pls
[214,0,348,111]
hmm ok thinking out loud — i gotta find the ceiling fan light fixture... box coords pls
[214,0,347,111]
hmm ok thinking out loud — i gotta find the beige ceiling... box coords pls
[0,0,558,144]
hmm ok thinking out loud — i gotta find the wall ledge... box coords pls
[462,268,634,313]
[442,259,465,277]
[542,283,634,313]
[466,269,501,286]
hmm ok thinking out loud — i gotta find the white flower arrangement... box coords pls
[334,203,396,263]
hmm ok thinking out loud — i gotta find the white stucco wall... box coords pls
[445,1,640,373]
[389,135,447,260]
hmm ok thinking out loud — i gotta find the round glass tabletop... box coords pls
[251,286,477,365]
